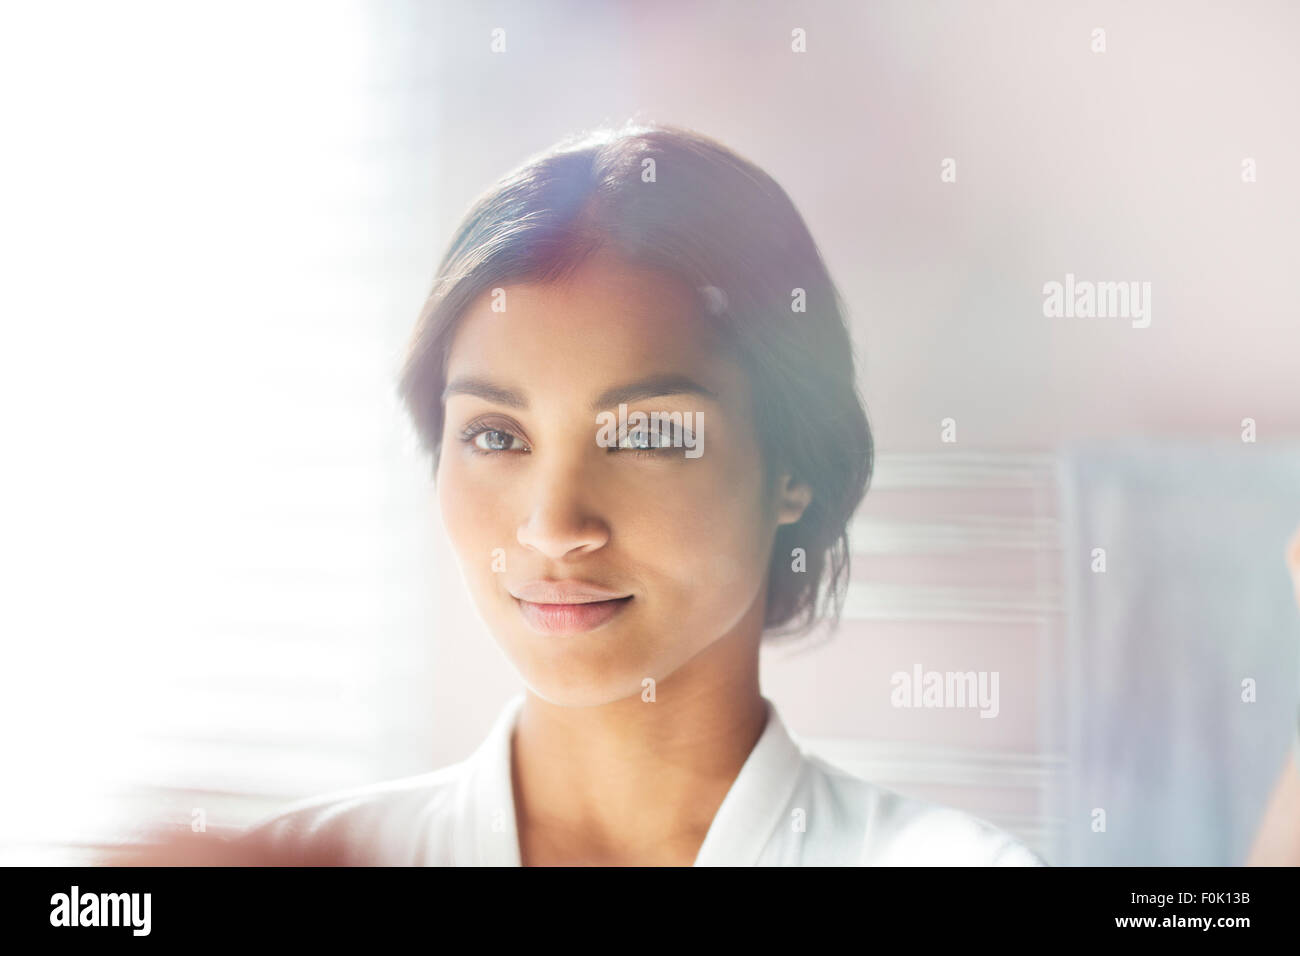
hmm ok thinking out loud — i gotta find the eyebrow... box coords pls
[442,373,719,412]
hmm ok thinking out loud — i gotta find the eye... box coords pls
[618,428,667,451]
[459,421,529,455]
[615,421,693,455]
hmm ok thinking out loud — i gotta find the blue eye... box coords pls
[618,428,669,451]
[613,421,693,457]
[460,423,528,455]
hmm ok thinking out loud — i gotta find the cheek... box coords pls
[437,454,510,573]
[633,461,771,599]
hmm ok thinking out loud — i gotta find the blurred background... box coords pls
[1,0,1296,866]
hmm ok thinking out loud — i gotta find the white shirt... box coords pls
[241,694,1048,866]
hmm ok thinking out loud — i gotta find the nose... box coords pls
[515,464,610,560]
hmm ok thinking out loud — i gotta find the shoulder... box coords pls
[235,761,471,865]
[802,754,1048,866]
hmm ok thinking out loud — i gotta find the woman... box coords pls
[240,121,1045,866]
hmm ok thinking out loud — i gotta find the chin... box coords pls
[498,630,665,709]
[519,676,649,709]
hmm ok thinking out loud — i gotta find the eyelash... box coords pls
[457,420,684,459]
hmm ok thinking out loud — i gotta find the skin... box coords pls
[435,252,812,866]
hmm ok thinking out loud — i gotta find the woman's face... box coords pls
[436,254,808,707]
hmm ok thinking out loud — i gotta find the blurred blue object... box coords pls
[1055,439,1300,865]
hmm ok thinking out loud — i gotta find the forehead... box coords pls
[444,256,745,405]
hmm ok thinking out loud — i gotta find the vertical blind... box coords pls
[0,0,447,865]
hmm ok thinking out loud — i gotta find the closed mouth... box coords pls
[514,595,633,635]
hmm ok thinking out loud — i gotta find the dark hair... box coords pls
[398,121,873,639]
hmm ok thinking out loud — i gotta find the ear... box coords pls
[774,473,813,526]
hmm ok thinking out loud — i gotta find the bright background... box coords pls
[1,0,1296,865]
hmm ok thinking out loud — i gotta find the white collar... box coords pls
[467,693,808,866]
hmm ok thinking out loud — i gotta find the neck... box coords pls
[510,613,768,865]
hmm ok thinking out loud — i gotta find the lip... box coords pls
[513,595,634,635]
[509,579,634,635]
[509,579,632,605]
